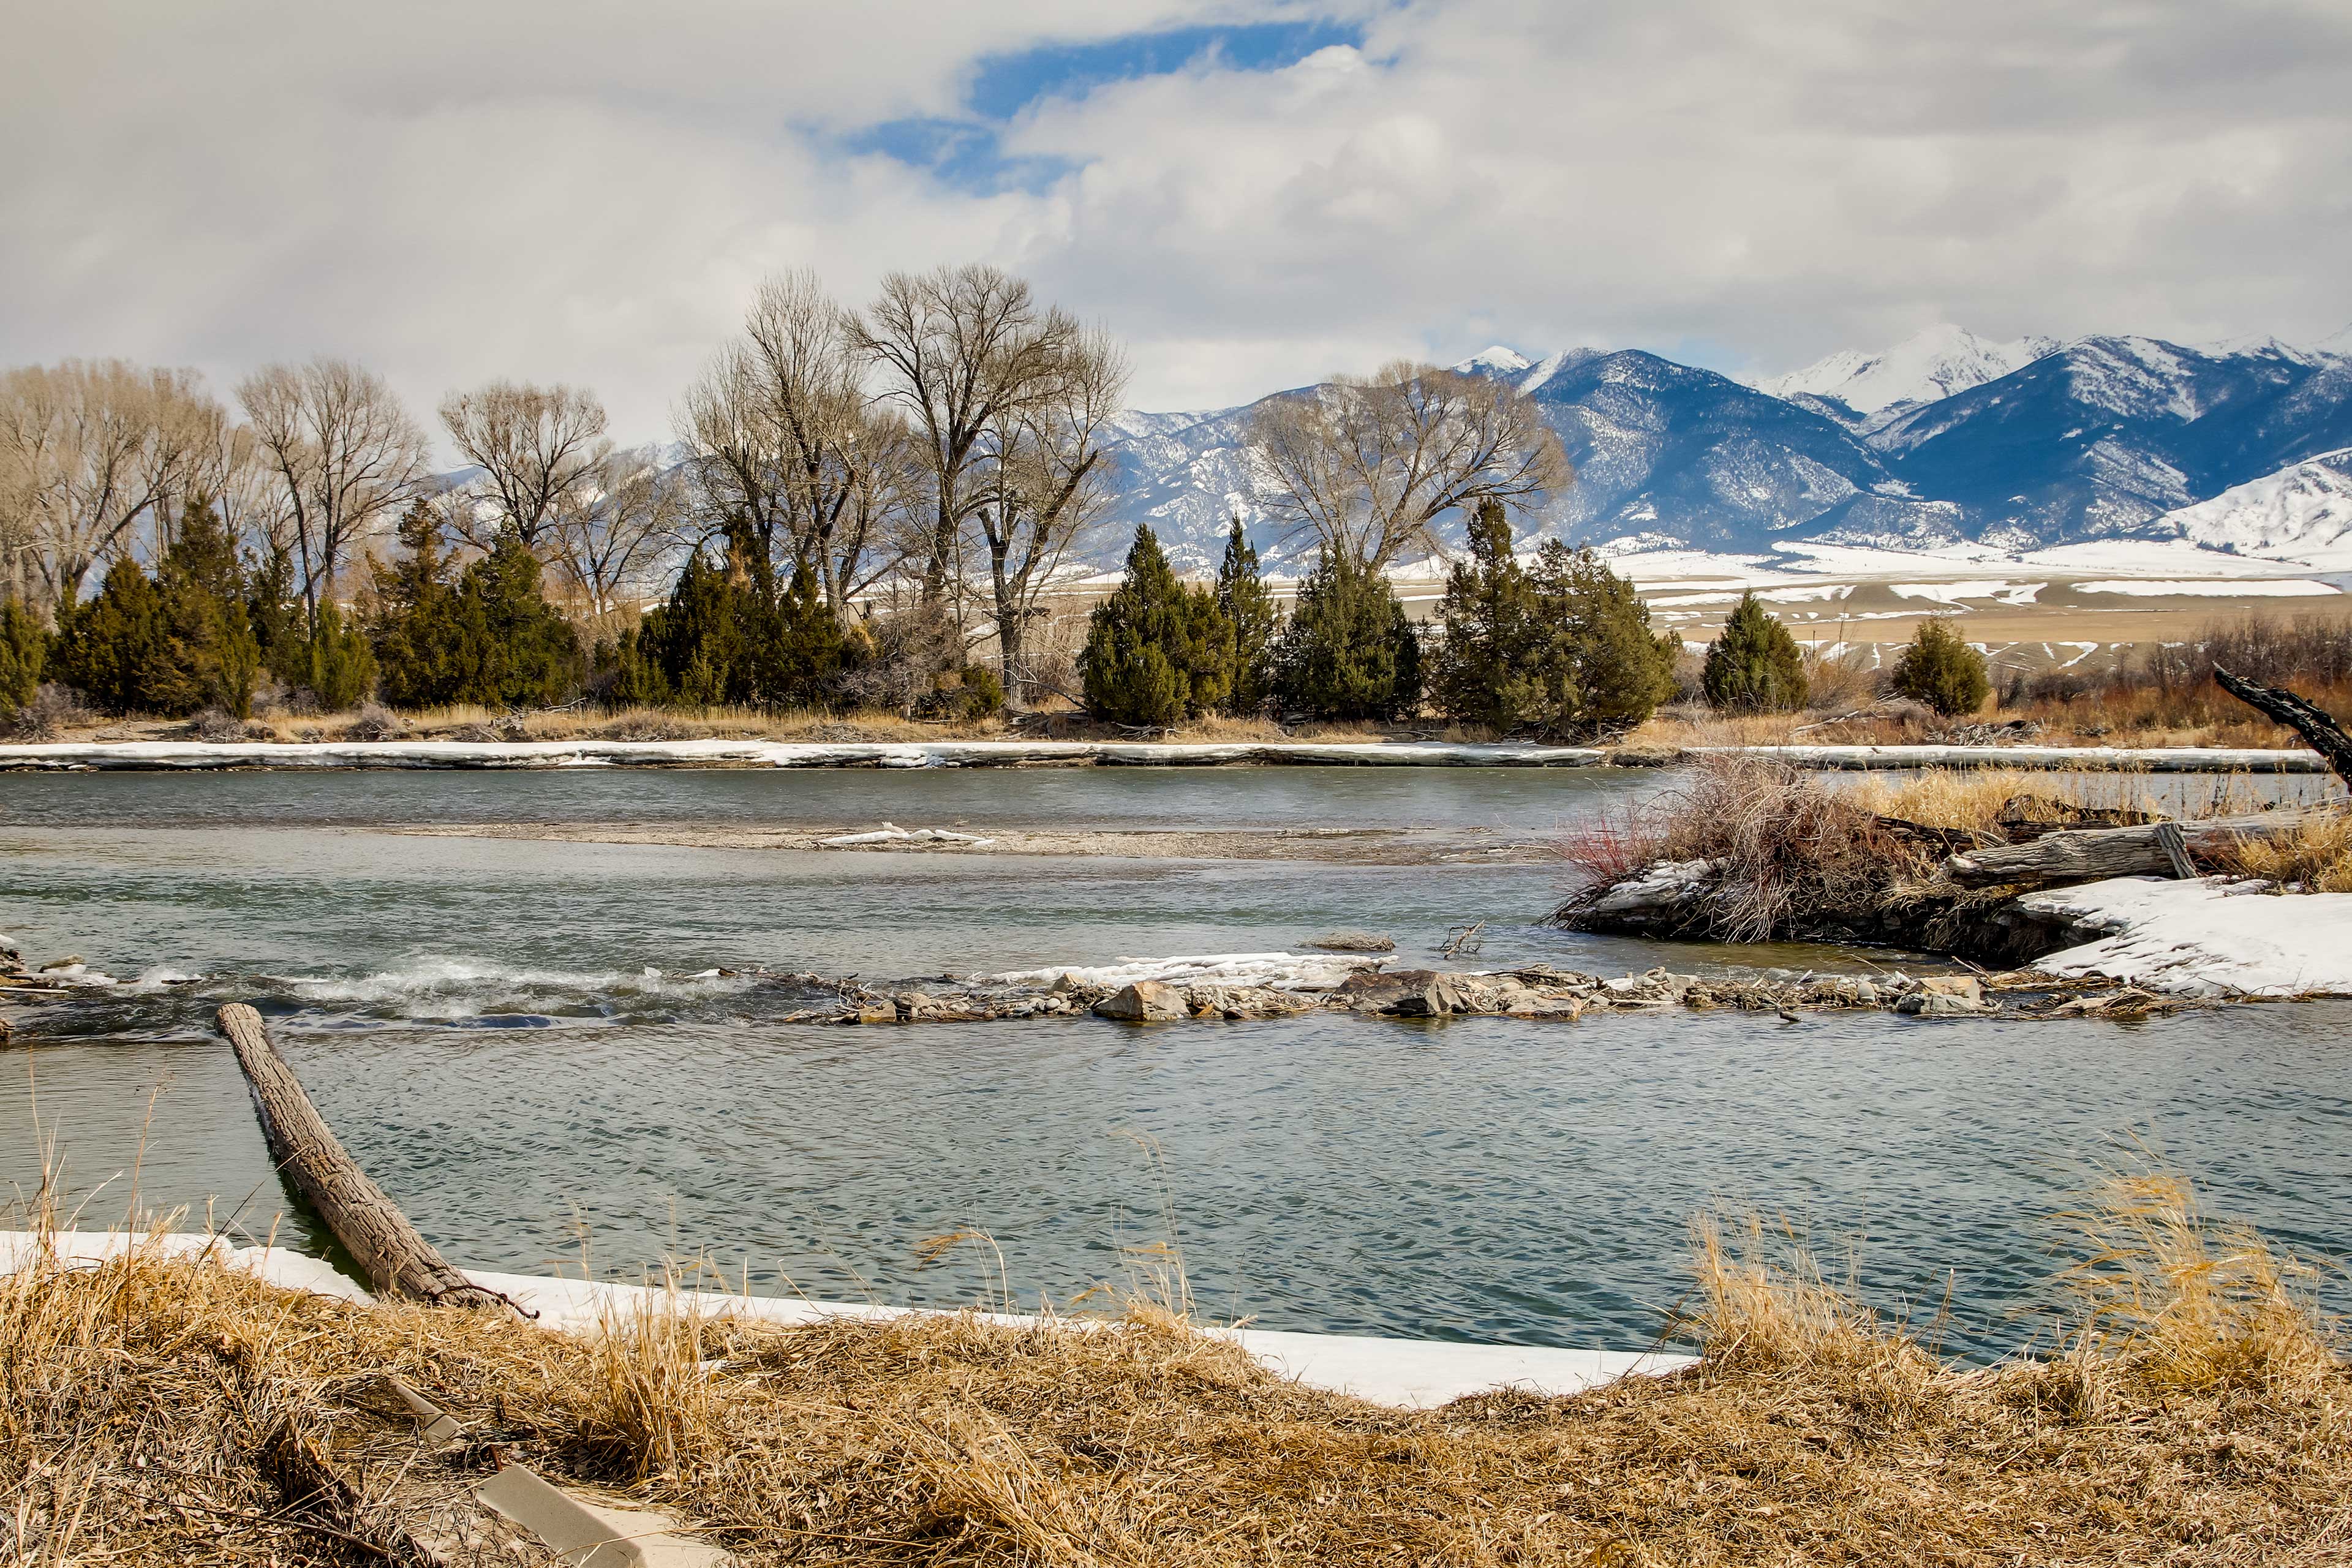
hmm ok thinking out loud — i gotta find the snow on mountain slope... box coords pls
[1084,328,2352,573]
[1755,325,2060,415]
[2152,448,2352,568]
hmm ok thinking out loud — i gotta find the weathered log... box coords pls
[2214,666,2352,790]
[216,1003,522,1313]
[1945,807,2328,889]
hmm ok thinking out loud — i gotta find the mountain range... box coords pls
[1095,323,2352,575]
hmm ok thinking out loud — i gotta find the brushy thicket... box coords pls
[2,1164,2342,1566]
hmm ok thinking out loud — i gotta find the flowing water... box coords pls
[4,766,2348,1359]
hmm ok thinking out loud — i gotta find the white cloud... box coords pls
[4,0,2347,446]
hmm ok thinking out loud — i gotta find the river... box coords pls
[4,765,2346,1359]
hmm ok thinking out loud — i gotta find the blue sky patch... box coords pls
[836,18,1365,194]
[967,20,1365,121]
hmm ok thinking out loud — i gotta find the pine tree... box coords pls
[1429,499,1540,731]
[152,493,262,717]
[306,601,377,710]
[1890,618,1989,717]
[1702,591,1809,712]
[246,542,307,688]
[1273,549,1422,721]
[762,562,848,709]
[1213,517,1279,716]
[1081,526,1234,726]
[443,535,582,708]
[53,557,166,715]
[368,501,456,709]
[0,597,46,719]
[636,550,750,708]
[1523,543,1681,736]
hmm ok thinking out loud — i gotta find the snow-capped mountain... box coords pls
[2152,447,2352,569]
[1087,325,2352,570]
[1752,325,2061,417]
[1867,335,2352,548]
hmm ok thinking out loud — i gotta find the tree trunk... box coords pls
[2213,666,2352,791]
[216,1003,524,1314]
[1945,808,2328,889]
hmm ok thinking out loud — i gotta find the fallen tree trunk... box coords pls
[216,1003,522,1313]
[2214,666,2352,790]
[1945,807,2328,889]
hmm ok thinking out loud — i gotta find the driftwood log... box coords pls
[216,1003,522,1314]
[2214,666,2352,790]
[1945,807,2326,889]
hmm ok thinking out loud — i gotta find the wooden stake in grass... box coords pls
[216,1002,525,1314]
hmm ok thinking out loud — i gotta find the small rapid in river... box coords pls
[5,764,2348,1360]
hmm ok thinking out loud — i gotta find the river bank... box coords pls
[5,1167,2343,1567]
[1,736,2340,771]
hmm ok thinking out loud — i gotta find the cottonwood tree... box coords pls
[547,448,684,615]
[439,380,611,555]
[679,270,916,609]
[973,323,1128,701]
[0,360,221,608]
[237,358,430,633]
[849,265,1079,607]
[1249,362,1569,571]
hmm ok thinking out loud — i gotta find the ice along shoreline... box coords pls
[0,736,2335,772]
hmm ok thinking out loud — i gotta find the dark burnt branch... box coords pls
[2213,666,2352,791]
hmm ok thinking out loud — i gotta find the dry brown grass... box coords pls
[2212,810,2352,892]
[4,1169,2345,1566]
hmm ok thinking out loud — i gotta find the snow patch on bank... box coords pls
[1,1231,1692,1408]
[0,739,1608,771]
[986,952,1381,991]
[2025,876,2352,997]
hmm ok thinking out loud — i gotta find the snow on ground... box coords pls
[1890,581,2045,605]
[0,1232,1692,1407]
[2071,578,2340,598]
[0,740,2329,773]
[986,952,1378,990]
[2024,876,2352,997]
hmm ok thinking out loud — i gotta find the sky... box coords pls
[5,0,2350,448]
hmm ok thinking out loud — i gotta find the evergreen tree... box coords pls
[368,501,456,709]
[631,548,845,710]
[53,558,167,715]
[594,626,668,707]
[1890,618,1989,717]
[1213,516,1280,716]
[246,542,307,688]
[1080,526,1233,726]
[1523,543,1681,735]
[1273,549,1422,721]
[0,597,46,719]
[1702,591,1809,712]
[306,600,377,710]
[151,494,262,717]
[442,535,582,708]
[1428,499,1540,731]
[636,550,751,707]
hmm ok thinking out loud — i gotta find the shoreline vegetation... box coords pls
[4,1161,2343,1566]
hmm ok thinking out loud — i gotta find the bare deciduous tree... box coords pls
[547,447,685,615]
[439,380,611,552]
[973,324,1130,701]
[848,265,1077,605]
[1250,362,1570,571]
[237,358,430,631]
[679,269,924,609]
[0,360,220,608]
